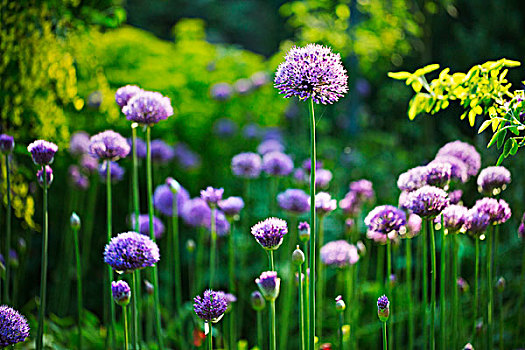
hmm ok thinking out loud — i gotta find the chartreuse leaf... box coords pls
[414,64,440,76]
[502,58,521,67]
[496,153,505,165]
[478,119,492,133]
[510,138,519,155]
[388,71,412,80]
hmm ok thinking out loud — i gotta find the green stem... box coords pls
[452,234,459,349]
[280,216,297,350]
[132,271,139,350]
[36,169,48,350]
[82,179,98,270]
[228,220,236,350]
[499,291,503,350]
[269,250,275,271]
[257,310,264,350]
[303,241,310,350]
[376,244,385,288]
[4,155,11,303]
[430,218,436,350]
[132,127,140,350]
[146,126,164,349]
[299,264,305,350]
[124,306,129,350]
[386,241,393,350]
[423,219,429,349]
[338,312,344,350]
[317,216,324,340]
[73,225,83,350]
[345,265,352,349]
[440,227,446,350]
[210,207,217,288]
[195,227,205,295]
[518,245,525,347]
[473,236,480,343]
[106,161,117,349]
[406,238,414,350]
[208,323,213,350]
[383,321,388,350]
[173,198,182,311]
[270,299,277,350]
[308,97,316,350]
[487,225,494,348]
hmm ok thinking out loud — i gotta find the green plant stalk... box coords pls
[382,321,388,350]
[351,262,358,350]
[423,219,429,348]
[317,216,325,340]
[338,312,344,350]
[406,238,414,350]
[270,176,278,215]
[257,310,264,350]
[303,241,310,350]
[387,241,393,350]
[132,127,141,350]
[82,179,98,270]
[124,305,129,350]
[4,155,11,303]
[146,126,164,349]
[440,228,446,350]
[195,227,206,295]
[499,291,503,350]
[487,225,494,348]
[106,162,117,349]
[228,220,236,350]
[345,265,353,350]
[280,216,297,350]
[73,224,83,350]
[269,250,275,271]
[518,244,525,348]
[452,234,459,349]
[36,169,48,350]
[473,236,480,343]
[210,207,217,288]
[208,323,213,350]
[298,264,305,350]
[270,299,277,350]
[132,271,140,350]
[308,98,317,350]
[430,218,437,350]
[172,197,182,311]
[376,244,385,288]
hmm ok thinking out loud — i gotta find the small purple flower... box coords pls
[99,161,125,183]
[423,162,452,189]
[27,140,58,165]
[440,205,469,233]
[449,189,463,205]
[251,291,266,311]
[313,192,337,216]
[242,123,261,139]
[204,210,231,236]
[436,141,481,177]
[0,134,14,154]
[262,127,283,142]
[397,166,426,192]
[364,205,407,244]
[131,214,165,239]
[518,222,525,239]
[251,217,288,250]
[274,44,349,105]
[431,155,468,183]
[214,118,238,137]
[210,83,233,101]
[122,90,173,125]
[104,231,160,273]
[89,130,130,161]
[377,295,390,322]
[251,71,269,88]
[173,143,201,170]
[257,139,285,155]
[293,168,307,184]
[194,289,228,323]
[181,198,211,227]
[150,140,175,164]
[111,280,131,306]
[216,291,237,312]
[69,165,89,190]
[298,221,310,241]
[127,137,147,159]
[302,158,323,174]
[472,198,512,225]
[320,240,359,267]
[262,151,294,176]
[37,165,53,188]
[477,166,511,196]
[256,271,281,300]
[457,277,469,293]
[69,131,90,156]
[339,191,362,217]
[80,154,99,174]
[200,186,224,206]
[405,185,449,218]
[0,305,30,347]
[315,169,333,189]
[464,209,490,236]
[231,152,262,178]
[406,213,423,238]
[218,196,245,217]
[234,78,253,95]
[115,85,142,107]
[277,189,310,214]
[153,183,189,217]
[349,179,375,202]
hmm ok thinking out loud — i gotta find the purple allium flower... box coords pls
[302,158,323,174]
[153,183,189,217]
[436,141,481,177]
[397,166,426,192]
[405,185,449,218]
[315,169,333,188]
[104,231,160,273]
[519,222,525,239]
[80,154,99,174]
[210,82,233,101]
[173,143,201,170]
[0,305,30,347]
[216,291,237,312]
[277,189,310,214]
[262,151,294,176]
[256,271,281,300]
[257,139,285,155]
[293,168,307,184]
[214,118,238,137]
[181,198,211,227]
[242,123,261,139]
[115,85,142,108]
[204,210,230,236]
[464,209,490,236]
[127,137,147,159]
[349,179,375,202]
[251,71,269,88]
[313,192,337,216]
[298,221,310,242]
[131,214,165,239]
[194,289,228,323]
[231,152,262,178]
[431,155,469,183]
[111,280,131,306]
[234,78,253,95]
[37,165,53,188]
[274,44,349,105]
[150,140,175,164]
[441,205,469,233]
[472,198,512,225]
[99,161,125,183]
[27,140,58,165]
[320,240,359,267]
[423,162,452,189]
[218,196,245,217]
[398,191,410,210]
[87,90,103,109]
[122,90,173,125]
[406,213,423,238]
[69,131,90,156]
[364,205,407,244]
[377,295,390,322]
[339,191,362,217]
[449,189,463,205]
[69,165,89,190]
[457,277,469,293]
[250,291,266,311]
[251,217,288,250]
[200,186,224,206]
[0,134,14,154]
[477,166,511,196]
[262,127,283,142]
[89,130,130,161]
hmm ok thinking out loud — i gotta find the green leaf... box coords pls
[509,125,519,135]
[487,127,504,148]
[496,153,505,165]
[478,119,492,134]
[502,59,521,67]
[388,71,412,80]
[510,138,519,155]
[503,138,514,158]
[497,128,507,148]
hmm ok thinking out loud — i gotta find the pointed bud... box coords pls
[335,295,346,312]
[112,280,131,306]
[250,290,266,311]
[70,212,81,230]
[292,245,305,266]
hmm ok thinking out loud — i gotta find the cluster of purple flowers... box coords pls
[131,214,165,239]
[262,151,294,176]
[364,205,407,243]
[0,305,30,347]
[314,192,337,216]
[150,140,175,164]
[320,240,359,267]
[472,198,511,225]
[340,179,375,217]
[104,231,160,273]
[404,186,449,218]
[122,90,173,125]
[99,161,125,183]
[0,134,15,154]
[231,152,262,178]
[28,140,58,165]
[255,271,281,300]
[153,182,190,217]
[477,166,511,195]
[277,189,310,214]
[218,196,245,218]
[89,130,130,161]
[251,217,288,250]
[193,289,228,323]
[181,197,230,236]
[111,280,131,306]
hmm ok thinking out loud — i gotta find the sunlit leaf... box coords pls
[388,71,412,80]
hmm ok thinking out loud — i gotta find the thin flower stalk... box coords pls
[298,263,306,350]
[228,220,236,350]
[257,310,264,350]
[72,216,83,349]
[172,194,182,311]
[440,220,446,350]
[105,163,117,349]
[308,98,316,350]
[210,207,217,288]
[383,322,388,350]
[423,220,429,348]
[406,238,414,350]
[3,153,11,303]
[430,218,437,349]
[316,216,325,340]
[131,125,140,350]
[452,233,459,349]
[473,236,480,343]
[386,241,393,350]
[208,324,213,350]
[123,305,129,350]
[487,225,494,348]
[280,215,297,350]
[36,168,49,350]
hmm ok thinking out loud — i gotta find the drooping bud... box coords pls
[335,295,346,312]
[70,212,81,230]
[292,245,305,266]
[377,295,390,322]
[250,290,266,311]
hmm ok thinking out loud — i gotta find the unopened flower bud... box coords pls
[389,274,397,288]
[37,165,53,188]
[256,271,281,301]
[70,212,81,230]
[166,177,181,194]
[457,277,469,293]
[335,295,346,312]
[18,238,26,254]
[186,239,196,254]
[250,290,266,311]
[377,295,390,322]
[298,221,310,242]
[292,245,305,266]
[112,280,131,306]
[356,240,366,256]
[496,277,505,292]
[144,280,154,295]
[463,343,474,350]
[475,320,483,334]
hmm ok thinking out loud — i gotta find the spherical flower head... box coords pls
[364,205,406,244]
[99,161,125,183]
[210,82,233,101]
[70,212,81,230]
[406,213,423,238]
[69,165,89,190]
[313,192,337,216]
[349,179,374,202]
[292,245,305,266]
[377,295,390,322]
[242,123,261,139]
[131,214,165,239]
[216,291,237,313]
[218,196,245,218]
[340,191,362,217]
[81,154,99,174]
[174,143,201,170]
[153,183,189,217]
[464,209,490,236]
[423,162,452,189]
[251,217,288,250]
[397,166,426,192]
[27,140,58,165]
[477,166,511,196]
[436,141,481,177]
[104,231,160,273]
[214,118,238,137]
[200,186,224,206]
[204,210,230,237]
[36,165,53,188]
[0,134,14,154]
[472,198,512,225]
[293,168,307,184]
[111,280,131,306]
[181,198,211,227]
[432,155,469,183]
[405,185,449,218]
[277,189,310,214]
[250,291,266,311]
[128,137,147,159]
[315,169,333,189]
[234,78,253,95]
[122,90,173,125]
[256,271,281,301]
[257,139,284,155]
[251,71,269,88]
[115,85,142,107]
[441,205,469,233]
[69,131,91,156]
[89,130,130,161]
[262,151,294,176]
[0,305,30,347]
[449,189,463,205]
[320,240,359,267]
[150,140,175,164]
[298,221,310,242]
[194,289,228,323]
[231,152,262,178]
[274,44,349,104]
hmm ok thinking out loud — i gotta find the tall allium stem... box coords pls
[317,216,325,339]
[338,311,344,350]
[299,264,306,350]
[4,155,11,303]
[376,245,385,288]
[440,227,446,350]
[195,227,206,295]
[345,264,352,348]
[146,126,164,349]
[106,161,117,349]
[73,222,83,350]
[386,241,393,350]
[270,299,277,350]
[172,197,182,311]
[303,241,310,350]
[269,250,275,271]
[382,321,388,350]
[132,271,139,349]
[406,238,414,350]
[210,207,217,288]
[423,220,429,348]
[280,216,297,350]
[208,323,213,350]
[452,234,459,349]
[257,310,264,350]
[308,98,316,350]
[498,289,503,350]
[473,236,480,342]
[131,126,140,350]
[228,221,236,350]
[430,218,436,350]
[36,169,48,350]
[123,305,129,350]
[487,225,494,348]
